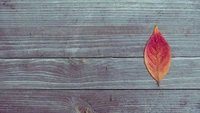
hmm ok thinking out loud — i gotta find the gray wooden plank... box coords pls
[0,0,199,27]
[0,90,199,113]
[0,0,200,58]
[0,34,200,58]
[0,58,200,89]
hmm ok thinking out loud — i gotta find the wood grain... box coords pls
[0,34,200,58]
[0,0,200,58]
[0,58,200,89]
[1,0,200,112]
[0,90,199,113]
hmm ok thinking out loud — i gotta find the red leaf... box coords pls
[144,26,171,86]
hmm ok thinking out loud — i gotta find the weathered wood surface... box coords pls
[0,58,200,89]
[1,0,200,112]
[1,34,200,58]
[0,90,200,113]
[0,0,200,58]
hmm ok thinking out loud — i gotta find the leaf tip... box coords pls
[154,25,159,34]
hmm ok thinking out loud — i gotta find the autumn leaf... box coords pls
[144,26,171,86]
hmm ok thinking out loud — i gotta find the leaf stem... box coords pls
[157,81,160,87]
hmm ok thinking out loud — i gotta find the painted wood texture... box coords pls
[1,0,200,112]
[0,58,200,89]
[0,90,200,113]
[0,0,200,58]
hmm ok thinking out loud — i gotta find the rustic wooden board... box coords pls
[0,34,200,58]
[0,90,199,113]
[0,0,200,58]
[0,58,200,89]
[1,0,200,27]
[1,0,200,112]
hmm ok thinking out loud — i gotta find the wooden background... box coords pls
[0,0,200,112]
